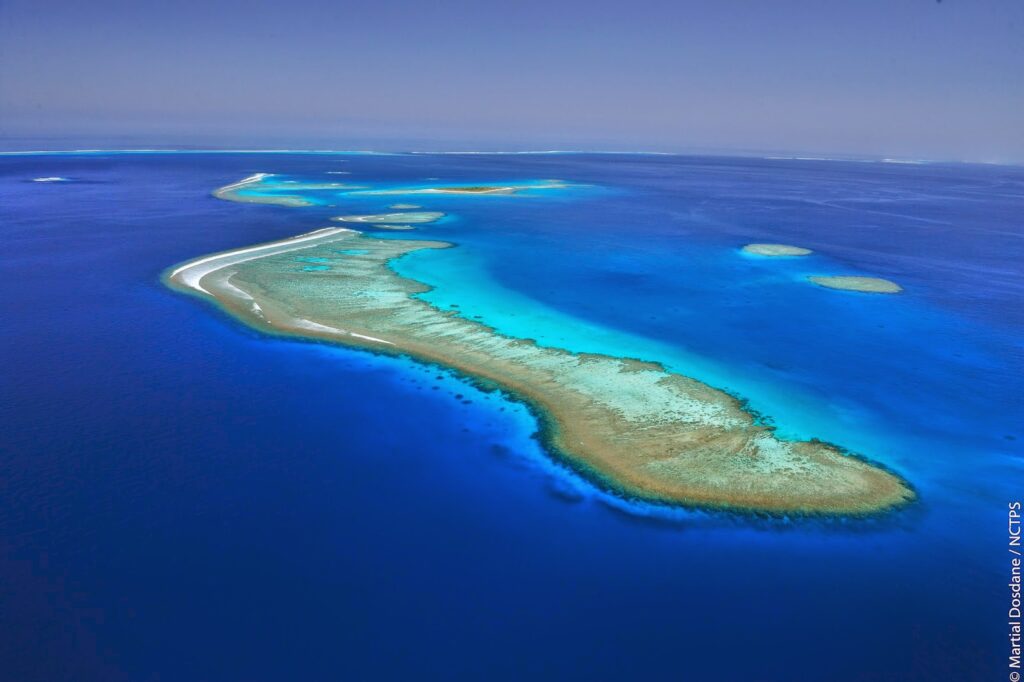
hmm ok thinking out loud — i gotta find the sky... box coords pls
[1,0,1022,161]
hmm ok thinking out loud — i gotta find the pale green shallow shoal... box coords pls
[742,243,813,256]
[809,275,903,293]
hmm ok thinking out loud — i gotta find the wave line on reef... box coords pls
[167,227,353,295]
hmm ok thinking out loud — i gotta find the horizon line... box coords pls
[0,147,1018,167]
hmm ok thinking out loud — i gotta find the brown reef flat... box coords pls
[356,181,568,196]
[427,186,518,194]
[165,228,914,516]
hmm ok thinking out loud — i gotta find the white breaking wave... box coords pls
[216,172,271,192]
[168,227,353,295]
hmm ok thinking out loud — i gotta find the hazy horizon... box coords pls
[2,0,1022,163]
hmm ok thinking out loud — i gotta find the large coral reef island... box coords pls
[166,175,915,516]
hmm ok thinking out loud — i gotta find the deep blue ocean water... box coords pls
[1,151,1022,681]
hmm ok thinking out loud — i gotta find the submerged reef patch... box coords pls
[808,276,902,294]
[742,243,812,257]
[331,212,445,225]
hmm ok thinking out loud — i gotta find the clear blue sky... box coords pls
[1,0,1021,161]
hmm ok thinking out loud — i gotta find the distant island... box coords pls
[164,175,915,516]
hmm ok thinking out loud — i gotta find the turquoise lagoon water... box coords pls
[1,151,1021,681]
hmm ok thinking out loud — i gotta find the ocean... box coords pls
[1,151,1021,680]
